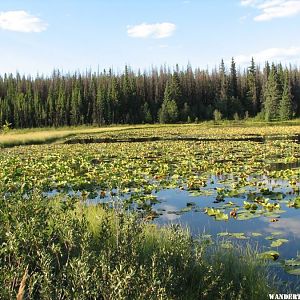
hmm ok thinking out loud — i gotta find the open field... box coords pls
[1,123,300,299]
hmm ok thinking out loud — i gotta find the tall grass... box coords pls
[0,190,277,299]
[2,120,300,148]
[0,125,138,147]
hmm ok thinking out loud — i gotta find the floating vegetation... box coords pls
[1,124,300,283]
[259,250,280,261]
[284,256,300,276]
[270,239,289,247]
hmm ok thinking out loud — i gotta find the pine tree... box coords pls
[217,59,229,118]
[229,57,238,99]
[96,83,106,125]
[70,84,81,125]
[264,64,280,121]
[279,70,293,120]
[0,60,300,128]
[246,57,258,115]
[108,77,119,124]
[171,70,182,107]
[158,80,179,123]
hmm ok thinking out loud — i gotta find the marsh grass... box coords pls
[0,125,140,148]
[2,120,300,148]
[0,189,278,299]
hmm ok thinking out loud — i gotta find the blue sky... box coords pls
[0,0,300,75]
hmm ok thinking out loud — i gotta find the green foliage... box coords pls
[0,190,275,299]
[264,65,281,121]
[158,99,178,123]
[0,60,300,128]
[279,71,293,121]
[1,125,299,298]
[159,82,179,123]
[246,58,259,115]
[1,120,12,133]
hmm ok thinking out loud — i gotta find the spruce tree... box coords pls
[158,80,179,123]
[217,59,229,118]
[279,70,293,120]
[230,57,238,99]
[264,65,280,121]
[0,60,300,128]
[246,58,258,115]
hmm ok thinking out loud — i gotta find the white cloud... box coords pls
[127,22,176,39]
[0,10,47,33]
[240,0,300,21]
[235,46,300,64]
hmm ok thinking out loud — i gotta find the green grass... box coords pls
[0,191,277,299]
[2,120,300,148]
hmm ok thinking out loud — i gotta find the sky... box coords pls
[0,0,300,75]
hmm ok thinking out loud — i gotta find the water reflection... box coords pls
[265,217,300,236]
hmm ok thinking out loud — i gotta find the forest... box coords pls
[0,58,299,128]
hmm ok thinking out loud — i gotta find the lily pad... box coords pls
[284,259,300,267]
[286,268,300,275]
[251,232,262,237]
[258,250,280,260]
[217,232,229,237]
[215,212,229,221]
[270,239,289,247]
[230,232,248,239]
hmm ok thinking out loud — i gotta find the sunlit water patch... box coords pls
[144,175,300,287]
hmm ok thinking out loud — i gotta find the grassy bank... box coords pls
[1,119,300,148]
[0,125,137,148]
[0,191,276,300]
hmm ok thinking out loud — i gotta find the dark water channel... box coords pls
[64,134,300,145]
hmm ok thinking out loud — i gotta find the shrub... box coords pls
[0,191,276,299]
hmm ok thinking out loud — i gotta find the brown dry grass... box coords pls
[16,266,28,300]
[0,126,136,147]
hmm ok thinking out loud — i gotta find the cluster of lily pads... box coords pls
[1,124,300,278]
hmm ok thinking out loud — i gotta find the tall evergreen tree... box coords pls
[217,59,229,118]
[0,60,300,128]
[279,70,293,120]
[158,80,179,123]
[264,64,281,121]
[246,57,258,115]
[229,57,238,99]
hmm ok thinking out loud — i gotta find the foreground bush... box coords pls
[0,191,275,299]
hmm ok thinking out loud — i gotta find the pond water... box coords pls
[80,172,300,287]
[65,134,300,145]
[43,133,300,288]
[150,175,300,288]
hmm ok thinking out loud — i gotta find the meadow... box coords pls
[1,123,300,299]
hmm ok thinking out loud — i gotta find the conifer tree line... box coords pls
[0,59,299,128]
